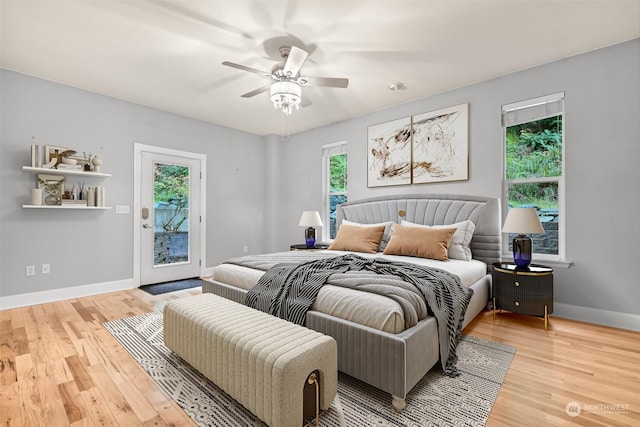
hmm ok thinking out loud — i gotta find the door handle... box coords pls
[142,224,151,229]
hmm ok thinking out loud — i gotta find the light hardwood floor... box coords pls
[1,287,638,426]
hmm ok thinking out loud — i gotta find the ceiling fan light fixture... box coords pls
[270,81,301,115]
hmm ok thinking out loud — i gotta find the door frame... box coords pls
[133,143,207,286]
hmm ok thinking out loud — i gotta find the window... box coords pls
[502,92,565,260]
[322,141,347,241]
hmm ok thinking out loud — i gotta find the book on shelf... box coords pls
[61,199,88,206]
[56,164,84,170]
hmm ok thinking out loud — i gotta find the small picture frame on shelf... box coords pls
[37,174,65,205]
[44,145,68,164]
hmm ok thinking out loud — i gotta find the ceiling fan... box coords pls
[222,46,349,115]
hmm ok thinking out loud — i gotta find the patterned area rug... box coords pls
[104,311,515,426]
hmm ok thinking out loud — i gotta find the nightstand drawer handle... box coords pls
[514,281,520,287]
[514,301,520,307]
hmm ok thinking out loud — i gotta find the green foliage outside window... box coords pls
[154,164,189,231]
[329,153,347,193]
[329,153,347,239]
[506,116,562,208]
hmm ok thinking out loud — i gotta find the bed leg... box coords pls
[391,395,406,412]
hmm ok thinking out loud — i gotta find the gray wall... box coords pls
[269,39,640,320]
[0,69,265,297]
[2,39,639,327]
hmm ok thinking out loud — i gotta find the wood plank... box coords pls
[79,386,119,427]
[65,355,95,392]
[0,382,21,426]
[0,317,17,385]
[86,362,147,425]
[58,380,88,424]
[36,377,70,427]
[17,375,44,426]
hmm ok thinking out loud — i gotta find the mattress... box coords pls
[211,250,487,333]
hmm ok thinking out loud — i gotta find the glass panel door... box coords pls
[153,163,190,266]
[140,151,201,285]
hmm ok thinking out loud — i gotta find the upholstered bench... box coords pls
[163,293,338,427]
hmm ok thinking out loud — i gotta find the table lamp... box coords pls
[501,207,544,268]
[298,211,323,248]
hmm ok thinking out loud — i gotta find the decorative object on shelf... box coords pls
[87,186,96,207]
[31,145,44,168]
[367,103,469,187]
[95,186,106,207]
[83,152,95,171]
[53,150,77,168]
[77,182,85,200]
[44,145,67,164]
[41,158,57,169]
[61,157,77,165]
[92,155,103,173]
[31,188,42,205]
[501,207,544,268]
[37,174,66,206]
[298,211,323,248]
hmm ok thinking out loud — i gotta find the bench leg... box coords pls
[308,372,319,426]
[392,395,406,412]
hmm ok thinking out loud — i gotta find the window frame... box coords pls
[321,140,347,242]
[501,92,566,263]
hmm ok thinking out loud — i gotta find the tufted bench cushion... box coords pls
[163,293,337,427]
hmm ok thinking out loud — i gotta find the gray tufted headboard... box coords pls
[336,194,502,265]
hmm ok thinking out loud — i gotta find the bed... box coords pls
[203,194,501,411]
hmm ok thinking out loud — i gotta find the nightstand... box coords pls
[289,243,330,251]
[492,262,553,330]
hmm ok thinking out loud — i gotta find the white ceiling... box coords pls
[2,1,639,136]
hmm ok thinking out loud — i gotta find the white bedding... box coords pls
[211,250,487,333]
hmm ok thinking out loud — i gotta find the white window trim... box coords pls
[501,94,568,264]
[322,140,347,242]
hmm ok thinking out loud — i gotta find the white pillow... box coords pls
[400,220,476,261]
[342,220,395,252]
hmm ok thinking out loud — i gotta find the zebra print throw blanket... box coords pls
[244,253,473,376]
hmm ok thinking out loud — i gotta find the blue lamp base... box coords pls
[305,227,316,248]
[512,234,533,268]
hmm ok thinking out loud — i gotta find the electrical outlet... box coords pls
[26,265,35,276]
[42,264,51,274]
[243,246,249,253]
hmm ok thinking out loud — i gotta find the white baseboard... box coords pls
[0,278,138,310]
[554,303,640,332]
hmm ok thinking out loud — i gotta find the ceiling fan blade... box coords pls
[300,76,349,88]
[222,61,269,76]
[283,46,308,77]
[241,84,271,98]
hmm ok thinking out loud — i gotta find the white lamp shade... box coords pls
[502,208,544,234]
[298,211,323,227]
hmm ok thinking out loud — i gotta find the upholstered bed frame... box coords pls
[203,193,501,411]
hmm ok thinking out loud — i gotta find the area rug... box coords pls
[140,278,201,295]
[104,311,515,426]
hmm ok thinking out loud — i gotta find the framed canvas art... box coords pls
[367,116,412,187]
[412,103,469,184]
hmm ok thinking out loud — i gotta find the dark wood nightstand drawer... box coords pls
[496,292,551,317]
[492,262,554,329]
